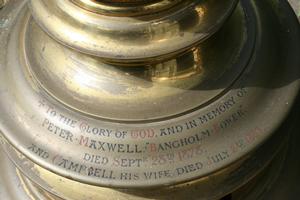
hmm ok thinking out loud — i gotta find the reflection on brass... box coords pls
[71,0,183,16]
[0,0,5,8]
[150,48,203,82]
[25,5,247,121]
[0,0,300,200]
[29,0,238,61]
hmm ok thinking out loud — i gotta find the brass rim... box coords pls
[29,0,239,61]
[70,0,183,16]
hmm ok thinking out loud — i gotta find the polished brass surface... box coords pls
[95,0,158,4]
[29,0,238,62]
[0,0,5,8]
[25,5,249,121]
[0,0,300,199]
[0,123,288,199]
[3,136,288,200]
[71,0,182,16]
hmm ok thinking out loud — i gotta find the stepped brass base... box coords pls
[0,0,299,199]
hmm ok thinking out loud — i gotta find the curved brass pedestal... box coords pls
[0,0,299,199]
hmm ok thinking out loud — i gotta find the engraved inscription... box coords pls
[147,129,210,153]
[78,136,143,153]
[28,144,49,159]
[42,118,74,142]
[33,87,260,185]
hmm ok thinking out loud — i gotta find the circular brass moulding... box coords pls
[0,0,300,200]
[29,0,239,63]
[95,0,158,4]
[70,0,182,17]
[25,4,252,121]
[0,134,290,200]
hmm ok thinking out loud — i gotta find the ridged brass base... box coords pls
[0,130,290,200]
[0,0,299,199]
